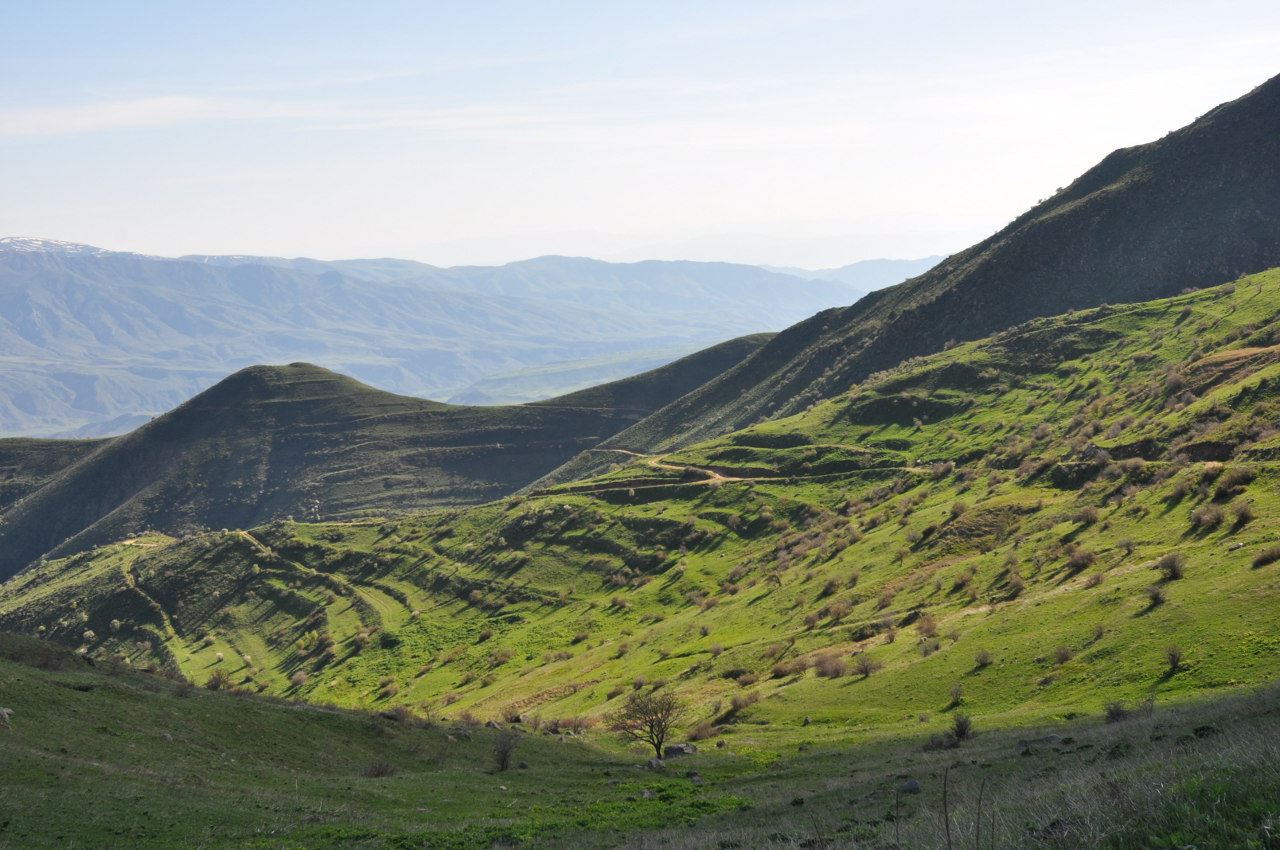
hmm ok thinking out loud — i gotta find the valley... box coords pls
[3,64,1280,850]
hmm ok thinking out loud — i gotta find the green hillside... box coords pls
[7,269,1280,743]
[0,335,768,581]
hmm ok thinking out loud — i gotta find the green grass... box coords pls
[3,631,1280,849]
[7,270,1280,844]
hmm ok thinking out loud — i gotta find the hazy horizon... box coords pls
[4,1,1279,268]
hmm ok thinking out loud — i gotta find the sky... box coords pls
[3,1,1279,269]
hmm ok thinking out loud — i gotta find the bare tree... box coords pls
[606,690,684,759]
[493,729,520,772]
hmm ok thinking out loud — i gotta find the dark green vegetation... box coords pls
[0,243,856,436]
[7,269,1280,745]
[552,71,1280,478]
[0,336,767,581]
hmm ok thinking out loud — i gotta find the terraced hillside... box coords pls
[6,269,1280,748]
[0,334,768,581]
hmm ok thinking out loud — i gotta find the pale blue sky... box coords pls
[3,1,1278,267]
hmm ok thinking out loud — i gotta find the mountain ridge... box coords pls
[0,335,769,580]
[544,71,1280,479]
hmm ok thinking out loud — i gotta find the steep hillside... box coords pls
[8,269,1280,752]
[0,243,851,435]
[0,335,767,580]
[558,72,1280,472]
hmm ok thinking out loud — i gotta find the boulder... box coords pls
[664,742,698,758]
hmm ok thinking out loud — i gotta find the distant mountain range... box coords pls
[760,256,944,288]
[0,243,887,436]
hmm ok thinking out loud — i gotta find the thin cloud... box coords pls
[0,96,314,137]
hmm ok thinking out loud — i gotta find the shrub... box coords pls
[361,761,397,778]
[974,649,993,668]
[205,669,235,691]
[814,655,848,679]
[1215,466,1256,499]
[709,644,724,657]
[1066,549,1097,571]
[951,713,973,740]
[1231,501,1255,525]
[1144,584,1167,606]
[1253,545,1280,568]
[915,614,938,639]
[1190,504,1224,529]
[1104,701,1130,723]
[735,673,758,687]
[687,721,717,741]
[1165,645,1183,672]
[1053,645,1074,665]
[1074,506,1100,525]
[1154,552,1185,581]
[852,654,882,678]
[493,730,520,772]
[949,501,969,520]
[771,658,810,678]
[729,691,761,711]
[948,681,964,707]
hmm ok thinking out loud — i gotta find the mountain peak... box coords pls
[0,236,112,255]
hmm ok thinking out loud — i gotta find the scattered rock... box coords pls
[607,779,620,786]
[497,785,508,791]
[161,732,173,742]
[899,779,921,794]
[802,716,811,726]
[517,762,529,770]
[647,758,665,770]
[641,789,657,799]
[798,743,810,752]
[664,742,698,758]
[485,720,501,729]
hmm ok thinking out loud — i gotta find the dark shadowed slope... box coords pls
[546,72,1280,478]
[0,335,768,580]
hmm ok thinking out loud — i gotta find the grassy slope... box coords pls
[5,271,1280,738]
[7,273,1280,846]
[0,335,768,581]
